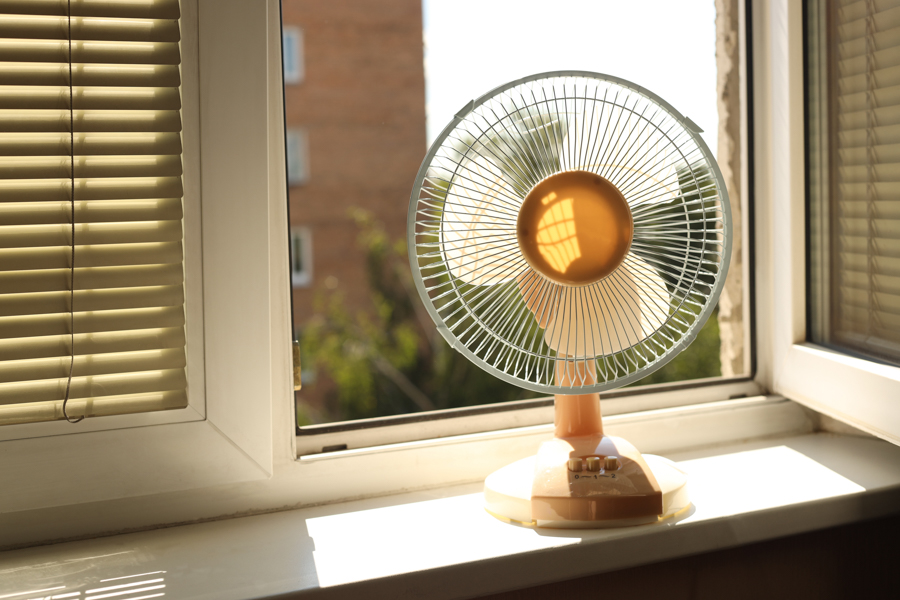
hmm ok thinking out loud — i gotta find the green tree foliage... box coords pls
[627,160,723,385]
[300,210,530,423]
[630,307,721,386]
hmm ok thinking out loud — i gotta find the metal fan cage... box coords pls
[408,71,732,395]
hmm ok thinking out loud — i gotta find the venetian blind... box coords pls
[811,0,900,364]
[0,0,188,425]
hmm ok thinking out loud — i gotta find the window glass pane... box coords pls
[808,0,900,365]
[285,0,748,425]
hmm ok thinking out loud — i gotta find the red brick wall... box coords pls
[281,0,426,417]
[282,0,426,319]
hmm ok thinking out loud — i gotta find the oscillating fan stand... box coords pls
[532,365,665,523]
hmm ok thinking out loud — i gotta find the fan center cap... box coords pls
[517,170,633,286]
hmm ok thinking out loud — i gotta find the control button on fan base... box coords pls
[517,170,633,286]
[530,435,664,523]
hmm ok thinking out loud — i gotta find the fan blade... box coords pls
[543,277,641,357]
[624,254,670,337]
[517,268,556,328]
[440,155,523,286]
[541,255,670,357]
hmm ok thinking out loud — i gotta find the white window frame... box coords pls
[290,226,313,287]
[751,0,900,445]
[286,127,309,185]
[293,0,762,456]
[8,0,894,550]
[282,26,304,85]
[0,0,291,547]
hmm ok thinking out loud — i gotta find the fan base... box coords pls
[484,436,689,528]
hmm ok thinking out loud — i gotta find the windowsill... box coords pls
[2,425,899,599]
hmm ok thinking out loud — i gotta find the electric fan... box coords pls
[408,71,730,527]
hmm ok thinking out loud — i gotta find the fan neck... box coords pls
[553,359,603,438]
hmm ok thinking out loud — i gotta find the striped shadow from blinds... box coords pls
[810,0,900,364]
[0,0,188,425]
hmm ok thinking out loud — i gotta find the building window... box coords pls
[291,227,313,288]
[282,27,304,85]
[286,129,309,185]
[807,0,900,365]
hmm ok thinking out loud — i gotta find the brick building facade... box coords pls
[281,0,427,416]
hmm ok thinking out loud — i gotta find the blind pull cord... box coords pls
[62,0,82,424]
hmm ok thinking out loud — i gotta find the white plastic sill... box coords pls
[2,431,899,600]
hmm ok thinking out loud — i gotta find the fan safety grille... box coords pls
[408,72,732,394]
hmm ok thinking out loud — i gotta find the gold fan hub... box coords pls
[516,170,633,286]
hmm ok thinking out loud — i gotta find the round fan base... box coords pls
[484,439,690,529]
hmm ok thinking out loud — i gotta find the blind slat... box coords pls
[837,269,900,292]
[0,284,184,317]
[0,155,181,180]
[837,226,900,242]
[0,40,180,65]
[837,3,900,37]
[0,132,182,156]
[836,181,900,199]
[0,305,184,339]
[0,86,181,109]
[838,143,900,166]
[837,64,900,95]
[0,110,182,133]
[834,298,900,320]
[836,198,900,214]
[0,389,187,426]
[0,0,181,19]
[0,155,183,179]
[837,123,900,147]
[836,84,900,115]
[0,241,182,270]
[0,197,183,225]
[838,42,900,75]
[836,238,900,259]
[0,176,183,202]
[0,262,183,293]
[836,253,900,276]
[836,163,900,183]
[836,104,900,131]
[0,347,185,384]
[0,63,180,87]
[839,27,900,59]
[0,16,180,43]
[0,326,185,362]
[0,368,186,406]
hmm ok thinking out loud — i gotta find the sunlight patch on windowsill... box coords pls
[305,444,865,588]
